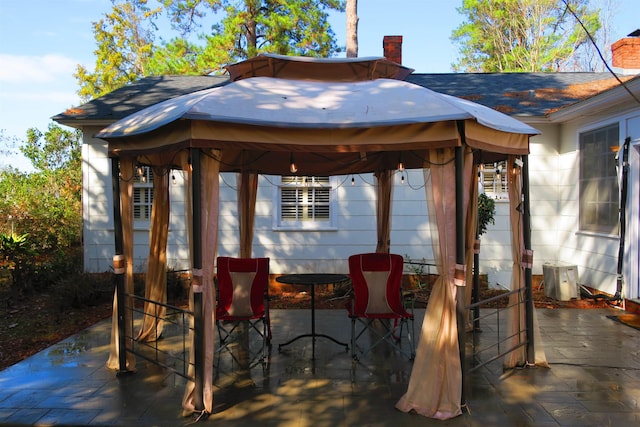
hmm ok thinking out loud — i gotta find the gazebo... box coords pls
[96,54,546,420]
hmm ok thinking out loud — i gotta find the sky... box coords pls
[0,0,638,171]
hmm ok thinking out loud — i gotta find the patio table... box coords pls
[276,273,350,359]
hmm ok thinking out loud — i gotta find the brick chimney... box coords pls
[383,35,403,64]
[612,30,640,75]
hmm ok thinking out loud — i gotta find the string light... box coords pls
[351,176,355,186]
[289,153,298,174]
[171,173,177,185]
[397,154,405,172]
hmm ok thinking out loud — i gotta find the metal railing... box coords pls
[466,286,527,373]
[124,293,194,381]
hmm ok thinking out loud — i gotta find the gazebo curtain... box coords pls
[375,170,394,253]
[396,147,473,420]
[106,156,137,371]
[137,167,170,342]
[238,171,258,258]
[503,155,548,369]
[182,149,221,414]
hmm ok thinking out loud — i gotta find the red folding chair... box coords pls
[346,253,415,360]
[215,257,271,366]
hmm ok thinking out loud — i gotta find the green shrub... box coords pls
[52,272,113,311]
[0,233,37,295]
[166,269,190,304]
[478,193,496,236]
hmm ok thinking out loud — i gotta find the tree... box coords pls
[150,0,345,75]
[76,0,345,97]
[21,124,82,172]
[451,0,602,72]
[346,0,358,58]
[0,130,21,171]
[75,0,162,100]
[571,0,619,71]
[0,124,82,255]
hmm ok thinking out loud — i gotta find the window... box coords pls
[133,166,154,221]
[479,161,508,199]
[275,176,336,229]
[579,123,619,234]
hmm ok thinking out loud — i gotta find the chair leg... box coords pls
[216,319,270,368]
[351,317,415,360]
[351,317,357,360]
[261,317,268,363]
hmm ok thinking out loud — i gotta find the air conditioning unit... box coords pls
[542,263,579,301]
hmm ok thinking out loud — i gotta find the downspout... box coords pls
[615,137,631,300]
[522,156,535,363]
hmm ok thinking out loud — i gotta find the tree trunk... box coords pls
[346,0,358,58]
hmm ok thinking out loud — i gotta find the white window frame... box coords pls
[272,175,338,230]
[578,122,620,234]
[133,166,153,223]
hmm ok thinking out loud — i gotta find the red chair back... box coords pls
[216,257,269,320]
[348,253,406,318]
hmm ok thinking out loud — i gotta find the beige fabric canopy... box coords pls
[97,54,543,419]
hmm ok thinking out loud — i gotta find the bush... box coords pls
[478,193,496,236]
[0,233,37,295]
[31,246,83,290]
[167,269,190,304]
[52,272,114,311]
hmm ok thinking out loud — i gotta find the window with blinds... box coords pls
[276,176,335,229]
[133,166,154,220]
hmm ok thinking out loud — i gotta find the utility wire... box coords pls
[562,0,640,105]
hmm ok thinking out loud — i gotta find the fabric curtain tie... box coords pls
[192,269,204,293]
[454,264,466,287]
[113,255,126,275]
[521,249,533,269]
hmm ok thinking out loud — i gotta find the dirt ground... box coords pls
[0,276,617,371]
[0,289,113,371]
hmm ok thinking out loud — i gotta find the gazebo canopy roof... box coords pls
[96,55,539,175]
[224,53,415,82]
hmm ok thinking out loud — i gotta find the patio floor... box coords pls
[0,307,639,426]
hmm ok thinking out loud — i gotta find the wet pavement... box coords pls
[0,308,639,426]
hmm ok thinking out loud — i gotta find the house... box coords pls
[53,34,640,306]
